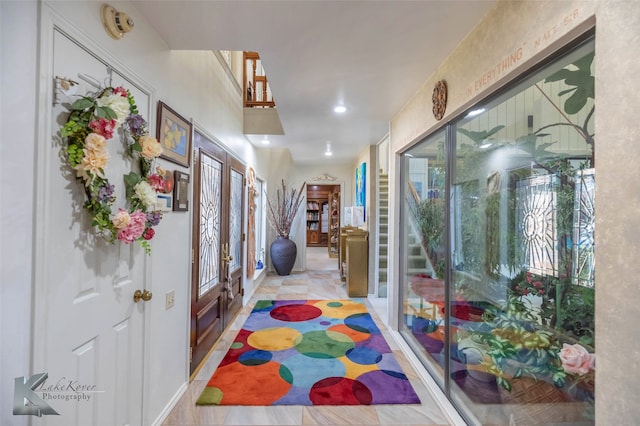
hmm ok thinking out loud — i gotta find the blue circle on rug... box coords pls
[344,313,380,334]
[239,349,272,366]
[346,347,383,365]
[280,353,346,388]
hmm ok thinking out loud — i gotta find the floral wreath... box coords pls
[60,85,166,254]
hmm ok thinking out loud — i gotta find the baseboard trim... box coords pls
[150,381,189,426]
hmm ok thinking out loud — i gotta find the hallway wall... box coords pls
[1,1,271,424]
[388,0,640,423]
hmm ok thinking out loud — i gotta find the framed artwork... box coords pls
[355,162,366,221]
[173,170,190,211]
[157,101,192,167]
[156,193,173,212]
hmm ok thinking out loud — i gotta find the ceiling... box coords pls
[131,0,496,166]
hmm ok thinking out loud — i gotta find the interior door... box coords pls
[190,131,244,376]
[33,30,147,425]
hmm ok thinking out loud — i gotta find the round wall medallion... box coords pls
[432,80,447,121]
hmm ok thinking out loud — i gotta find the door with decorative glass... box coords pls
[190,131,244,376]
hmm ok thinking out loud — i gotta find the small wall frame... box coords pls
[173,170,190,211]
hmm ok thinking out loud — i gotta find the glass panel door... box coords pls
[398,37,595,424]
[399,130,447,385]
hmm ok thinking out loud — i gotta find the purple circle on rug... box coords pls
[356,370,420,404]
[271,304,323,322]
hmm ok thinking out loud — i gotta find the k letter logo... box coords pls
[13,373,60,416]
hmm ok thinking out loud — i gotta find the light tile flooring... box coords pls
[162,248,451,425]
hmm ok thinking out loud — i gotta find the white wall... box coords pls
[1,1,272,424]
[0,2,38,425]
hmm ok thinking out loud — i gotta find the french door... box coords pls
[190,131,244,376]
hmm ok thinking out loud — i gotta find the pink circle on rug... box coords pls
[271,304,323,321]
[309,376,373,405]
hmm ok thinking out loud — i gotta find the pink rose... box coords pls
[113,86,128,97]
[147,174,165,192]
[143,228,155,240]
[559,343,595,376]
[89,118,117,139]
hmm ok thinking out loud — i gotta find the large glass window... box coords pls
[400,37,595,424]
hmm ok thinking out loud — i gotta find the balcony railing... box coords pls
[243,51,275,108]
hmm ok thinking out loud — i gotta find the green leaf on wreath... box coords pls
[95,106,117,120]
[70,97,95,111]
[130,140,142,152]
[124,171,142,198]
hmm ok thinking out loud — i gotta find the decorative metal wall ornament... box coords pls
[311,173,337,181]
[432,80,448,121]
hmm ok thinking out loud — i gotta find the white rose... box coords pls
[133,180,158,210]
[97,94,131,126]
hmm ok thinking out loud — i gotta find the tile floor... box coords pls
[162,248,451,425]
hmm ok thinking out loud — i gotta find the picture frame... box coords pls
[157,101,192,168]
[173,170,190,211]
[156,193,173,212]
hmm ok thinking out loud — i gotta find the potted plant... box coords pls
[266,179,306,275]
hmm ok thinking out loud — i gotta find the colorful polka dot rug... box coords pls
[196,299,421,405]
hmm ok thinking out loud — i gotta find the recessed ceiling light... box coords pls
[334,105,347,113]
[480,142,492,149]
[325,142,333,156]
[261,137,270,145]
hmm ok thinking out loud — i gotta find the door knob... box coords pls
[133,289,153,303]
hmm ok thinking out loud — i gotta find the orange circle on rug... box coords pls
[314,300,368,319]
[247,327,301,351]
[328,324,371,342]
[209,361,292,405]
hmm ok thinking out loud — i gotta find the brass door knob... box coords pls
[133,289,153,303]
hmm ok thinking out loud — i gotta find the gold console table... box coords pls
[341,228,368,297]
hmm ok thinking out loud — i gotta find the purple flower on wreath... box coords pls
[126,114,147,138]
[97,183,115,202]
[146,211,161,227]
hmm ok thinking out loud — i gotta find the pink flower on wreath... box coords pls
[147,174,165,192]
[559,343,595,376]
[143,228,155,240]
[117,210,147,243]
[113,86,128,97]
[89,118,117,139]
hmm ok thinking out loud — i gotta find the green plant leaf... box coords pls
[96,106,117,120]
[70,97,94,111]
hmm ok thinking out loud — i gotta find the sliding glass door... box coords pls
[399,37,595,424]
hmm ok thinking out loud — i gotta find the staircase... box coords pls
[378,173,388,297]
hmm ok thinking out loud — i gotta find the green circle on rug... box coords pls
[295,330,354,358]
[230,342,244,349]
[327,301,343,307]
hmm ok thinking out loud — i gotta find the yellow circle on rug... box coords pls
[248,327,301,351]
[313,300,367,319]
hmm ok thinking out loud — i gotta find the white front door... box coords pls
[31,29,148,425]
